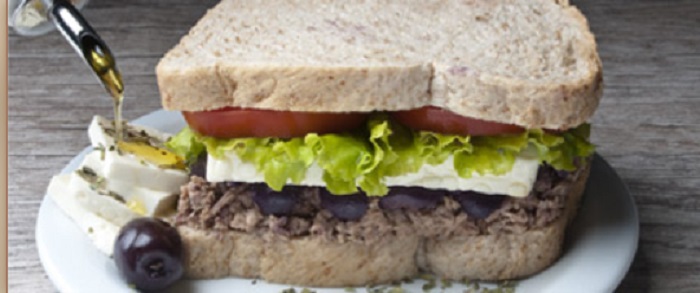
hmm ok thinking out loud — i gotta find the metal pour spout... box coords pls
[11,0,124,100]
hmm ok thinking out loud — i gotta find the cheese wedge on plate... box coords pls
[68,170,140,226]
[46,116,188,256]
[87,116,188,194]
[47,174,121,256]
[79,152,178,217]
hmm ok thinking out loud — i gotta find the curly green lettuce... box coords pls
[166,115,594,196]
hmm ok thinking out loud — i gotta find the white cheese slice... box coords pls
[207,151,541,197]
[87,116,188,194]
[80,152,178,217]
[68,172,140,227]
[87,115,170,148]
[47,174,120,256]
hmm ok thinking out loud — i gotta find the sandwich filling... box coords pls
[168,110,593,195]
[167,106,594,238]
[174,162,587,244]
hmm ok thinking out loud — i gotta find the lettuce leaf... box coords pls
[305,132,373,195]
[166,115,594,196]
[165,127,205,163]
[527,124,594,171]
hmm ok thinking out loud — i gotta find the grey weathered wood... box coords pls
[8,0,700,292]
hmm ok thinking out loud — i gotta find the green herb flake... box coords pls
[441,278,453,289]
[281,288,296,293]
[300,288,315,293]
[460,280,519,293]
[422,278,437,292]
[344,288,356,293]
[96,144,107,160]
[499,281,518,293]
[366,286,386,293]
[460,278,473,286]
[419,274,435,281]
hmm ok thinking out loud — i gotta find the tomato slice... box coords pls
[182,107,369,138]
[391,106,524,136]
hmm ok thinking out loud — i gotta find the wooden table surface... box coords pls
[8,0,700,292]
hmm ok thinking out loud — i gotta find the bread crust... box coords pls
[157,0,602,130]
[179,227,263,279]
[158,65,433,118]
[420,162,590,280]
[177,161,591,286]
[262,235,420,287]
[178,228,420,287]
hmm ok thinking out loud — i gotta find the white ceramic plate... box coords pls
[36,110,639,293]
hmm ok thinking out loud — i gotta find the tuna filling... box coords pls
[174,164,585,244]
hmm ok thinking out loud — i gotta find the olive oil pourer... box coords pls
[11,0,125,140]
[11,0,124,100]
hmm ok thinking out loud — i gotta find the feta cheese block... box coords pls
[68,171,140,227]
[87,115,170,148]
[207,151,541,197]
[47,174,120,256]
[87,116,188,194]
[80,152,178,217]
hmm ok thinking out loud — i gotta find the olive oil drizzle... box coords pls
[81,29,185,170]
[83,35,125,142]
[47,1,126,141]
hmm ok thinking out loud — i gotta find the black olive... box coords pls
[378,187,444,210]
[319,189,369,221]
[113,218,184,292]
[452,191,506,220]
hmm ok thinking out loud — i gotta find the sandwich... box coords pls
[158,0,602,287]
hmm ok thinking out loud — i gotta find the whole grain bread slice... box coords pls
[157,0,602,130]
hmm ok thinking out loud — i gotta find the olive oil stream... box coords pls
[85,38,124,142]
[86,41,185,169]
